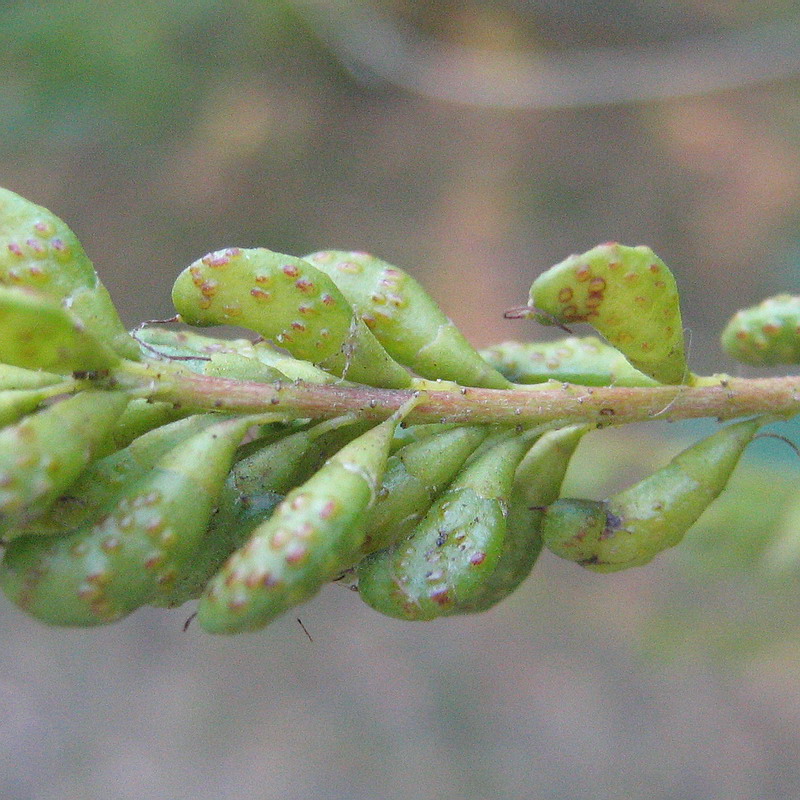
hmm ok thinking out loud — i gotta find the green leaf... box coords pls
[721,294,800,366]
[542,417,764,572]
[0,186,139,359]
[171,247,413,388]
[480,336,659,387]
[358,430,540,620]
[0,415,252,626]
[522,243,688,385]
[198,405,416,633]
[305,250,511,388]
[0,285,122,373]
[459,425,588,611]
[0,391,130,531]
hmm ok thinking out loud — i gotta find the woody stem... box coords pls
[109,360,800,427]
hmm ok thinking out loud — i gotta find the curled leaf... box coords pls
[198,402,417,633]
[305,250,511,388]
[171,247,412,388]
[158,416,370,607]
[0,186,139,359]
[522,243,688,384]
[358,429,541,620]
[480,336,659,387]
[361,425,490,555]
[0,286,122,373]
[459,425,588,611]
[0,391,130,532]
[542,417,763,572]
[0,415,253,625]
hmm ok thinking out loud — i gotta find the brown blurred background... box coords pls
[3,2,800,798]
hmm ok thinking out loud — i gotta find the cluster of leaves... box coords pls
[0,187,794,634]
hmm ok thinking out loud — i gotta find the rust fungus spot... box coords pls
[295,278,314,293]
[599,407,615,416]
[290,493,309,511]
[144,553,164,570]
[296,522,315,540]
[429,588,451,606]
[281,263,300,278]
[51,238,67,252]
[284,543,308,565]
[290,321,306,332]
[561,305,581,320]
[245,572,269,589]
[558,286,574,303]
[469,552,487,566]
[254,273,272,285]
[585,293,603,309]
[203,251,231,268]
[270,529,291,550]
[589,277,606,291]
[319,499,338,519]
[7,242,23,256]
[250,287,272,302]
[575,264,592,281]
[25,238,45,254]
[262,572,281,588]
[762,323,781,335]
[320,293,336,306]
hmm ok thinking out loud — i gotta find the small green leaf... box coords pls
[358,430,540,620]
[480,336,659,387]
[198,403,417,633]
[361,425,489,555]
[0,187,139,359]
[0,391,130,532]
[158,417,368,608]
[522,243,688,384]
[20,414,227,537]
[542,418,764,572]
[459,425,588,611]
[305,250,511,388]
[721,294,800,366]
[171,247,413,388]
[0,363,63,390]
[0,286,122,373]
[0,415,253,626]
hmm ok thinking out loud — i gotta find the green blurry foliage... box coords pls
[0,0,302,145]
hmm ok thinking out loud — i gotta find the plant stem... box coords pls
[109,360,800,427]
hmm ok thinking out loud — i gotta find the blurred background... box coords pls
[2,1,800,798]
